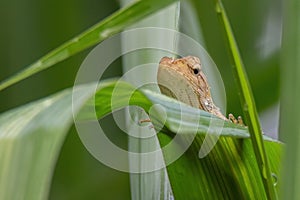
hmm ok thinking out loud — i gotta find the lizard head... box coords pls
[157,56,224,119]
[158,56,210,94]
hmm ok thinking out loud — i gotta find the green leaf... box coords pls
[118,1,181,199]
[0,89,73,200]
[0,0,177,92]
[0,80,282,199]
[212,0,277,198]
[158,134,281,199]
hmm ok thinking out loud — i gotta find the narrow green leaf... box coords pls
[213,0,278,198]
[0,0,177,92]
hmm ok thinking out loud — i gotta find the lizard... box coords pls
[157,56,243,124]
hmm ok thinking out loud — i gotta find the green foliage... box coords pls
[0,0,177,92]
[0,0,288,199]
[0,80,282,199]
[212,0,277,198]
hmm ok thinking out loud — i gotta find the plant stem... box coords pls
[280,0,300,199]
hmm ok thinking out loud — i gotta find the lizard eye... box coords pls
[193,68,200,75]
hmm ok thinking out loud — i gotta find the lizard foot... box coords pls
[138,119,154,129]
[228,114,244,126]
[139,119,151,123]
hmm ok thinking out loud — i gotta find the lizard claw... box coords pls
[237,116,244,126]
[228,113,237,124]
[228,114,244,126]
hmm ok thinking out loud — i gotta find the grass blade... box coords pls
[213,0,277,199]
[0,0,177,92]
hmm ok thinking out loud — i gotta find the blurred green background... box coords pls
[0,0,281,199]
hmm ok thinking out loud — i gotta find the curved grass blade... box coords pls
[213,0,278,198]
[0,0,177,92]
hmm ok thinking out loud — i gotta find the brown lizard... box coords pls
[157,56,243,124]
